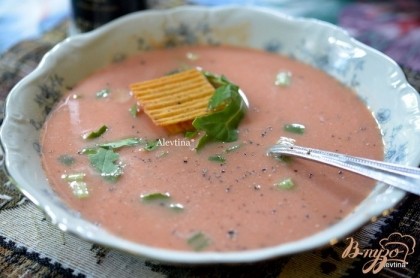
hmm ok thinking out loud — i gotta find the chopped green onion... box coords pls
[58,154,75,166]
[275,177,295,190]
[208,154,226,164]
[140,192,171,202]
[96,88,110,98]
[82,125,108,140]
[187,231,211,251]
[284,123,305,135]
[275,71,292,87]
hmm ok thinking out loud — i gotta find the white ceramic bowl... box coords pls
[1,6,419,264]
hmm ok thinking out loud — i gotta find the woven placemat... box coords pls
[0,21,419,278]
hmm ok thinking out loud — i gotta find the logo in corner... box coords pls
[342,232,416,274]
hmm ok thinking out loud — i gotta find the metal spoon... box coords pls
[267,137,420,196]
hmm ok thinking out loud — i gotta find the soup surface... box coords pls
[41,45,383,252]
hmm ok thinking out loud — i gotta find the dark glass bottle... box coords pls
[70,0,148,33]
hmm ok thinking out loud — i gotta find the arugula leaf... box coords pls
[87,147,123,182]
[82,125,108,140]
[192,72,247,150]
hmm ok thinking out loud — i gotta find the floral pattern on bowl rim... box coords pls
[1,6,419,264]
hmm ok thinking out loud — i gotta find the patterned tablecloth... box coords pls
[1,5,420,278]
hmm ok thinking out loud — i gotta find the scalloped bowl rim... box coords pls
[1,6,419,264]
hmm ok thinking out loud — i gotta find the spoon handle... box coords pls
[268,139,420,196]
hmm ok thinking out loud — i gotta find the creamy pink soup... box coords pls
[40,45,383,252]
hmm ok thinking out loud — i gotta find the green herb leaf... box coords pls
[140,192,171,202]
[224,143,241,153]
[192,73,247,150]
[140,192,185,212]
[168,203,184,212]
[82,125,108,140]
[275,177,295,190]
[61,172,89,198]
[80,137,145,154]
[187,231,211,251]
[70,181,89,198]
[155,150,169,158]
[144,139,160,151]
[98,137,144,149]
[58,154,75,166]
[61,172,86,182]
[274,155,293,163]
[208,154,226,164]
[129,103,138,118]
[275,71,292,87]
[185,130,198,139]
[284,123,305,135]
[87,147,123,182]
[96,88,110,98]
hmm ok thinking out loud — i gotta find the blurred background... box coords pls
[0,0,419,70]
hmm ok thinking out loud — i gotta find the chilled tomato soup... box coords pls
[40,45,383,252]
